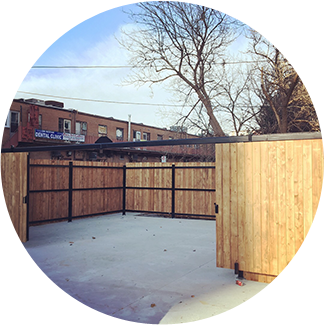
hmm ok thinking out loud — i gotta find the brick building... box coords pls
[2,98,213,162]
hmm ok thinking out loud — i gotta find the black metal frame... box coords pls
[19,131,322,235]
[26,162,216,227]
[126,210,215,220]
[27,162,124,225]
[2,132,321,153]
[26,155,30,240]
[124,164,215,218]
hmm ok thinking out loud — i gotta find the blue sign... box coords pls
[35,129,63,140]
[34,129,85,142]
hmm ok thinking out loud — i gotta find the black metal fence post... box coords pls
[171,164,175,218]
[68,161,73,222]
[26,154,30,241]
[122,165,126,215]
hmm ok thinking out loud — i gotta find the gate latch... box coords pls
[214,203,219,214]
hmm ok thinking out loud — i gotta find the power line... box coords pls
[31,60,264,69]
[16,91,187,107]
[32,65,134,69]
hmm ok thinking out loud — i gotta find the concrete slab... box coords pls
[24,213,267,324]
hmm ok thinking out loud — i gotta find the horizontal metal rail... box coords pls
[126,210,215,219]
[126,186,215,192]
[29,186,123,193]
[29,163,123,169]
[2,132,321,153]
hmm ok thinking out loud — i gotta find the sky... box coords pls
[14,2,251,130]
[15,4,188,127]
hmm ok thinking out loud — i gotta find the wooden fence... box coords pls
[28,160,215,224]
[1,152,28,242]
[2,135,322,283]
[126,162,215,218]
[215,138,323,283]
[29,159,123,224]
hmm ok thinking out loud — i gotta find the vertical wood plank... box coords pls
[260,141,270,275]
[268,142,279,275]
[244,142,253,273]
[312,140,324,282]
[294,141,304,254]
[230,143,238,268]
[222,143,231,269]
[303,140,313,239]
[277,141,287,273]
[252,142,262,273]
[285,141,295,266]
[215,144,224,268]
[237,143,246,271]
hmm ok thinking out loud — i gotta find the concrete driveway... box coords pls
[24,213,267,324]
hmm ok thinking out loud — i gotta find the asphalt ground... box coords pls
[24,213,267,324]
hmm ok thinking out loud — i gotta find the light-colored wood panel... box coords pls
[230,143,238,269]
[252,142,262,273]
[303,140,313,239]
[277,141,287,273]
[1,153,28,242]
[260,142,270,275]
[215,138,323,283]
[285,141,295,266]
[222,143,231,269]
[237,143,246,271]
[215,144,224,267]
[267,141,279,275]
[244,142,253,273]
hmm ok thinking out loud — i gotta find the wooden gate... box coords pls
[1,152,28,242]
[215,138,323,283]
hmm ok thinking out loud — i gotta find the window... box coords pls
[133,130,141,141]
[76,121,87,135]
[58,118,63,132]
[64,120,71,133]
[143,132,150,141]
[59,118,71,133]
[2,109,10,128]
[116,128,124,141]
[10,111,19,133]
[157,134,163,140]
[98,125,107,137]
[76,122,81,135]
[169,136,174,140]
[38,114,42,130]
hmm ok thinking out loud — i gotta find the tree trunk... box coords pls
[280,106,288,133]
[200,95,225,136]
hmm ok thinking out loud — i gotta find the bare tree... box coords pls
[256,69,320,133]
[248,1,324,133]
[118,1,243,136]
[213,64,261,135]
